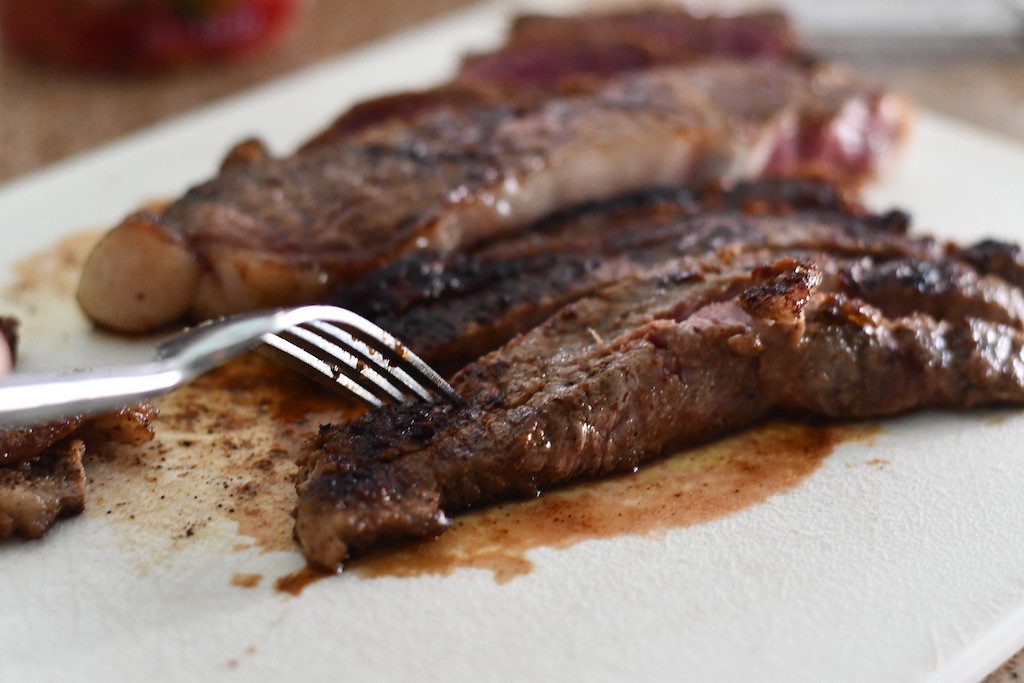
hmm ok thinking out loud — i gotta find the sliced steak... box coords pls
[337,181,937,371]
[458,9,798,90]
[304,9,800,149]
[500,9,798,60]
[78,59,910,333]
[296,249,1024,570]
[0,405,157,540]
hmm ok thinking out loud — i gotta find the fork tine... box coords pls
[304,321,433,401]
[261,332,387,408]
[0,305,461,427]
[257,306,462,407]
[307,319,464,406]
[266,325,408,404]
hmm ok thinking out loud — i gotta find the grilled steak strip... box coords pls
[296,254,1024,570]
[458,9,798,90]
[337,181,938,370]
[500,9,798,60]
[304,9,799,150]
[78,58,909,333]
[0,406,156,540]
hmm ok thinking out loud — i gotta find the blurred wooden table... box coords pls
[2,1,1024,679]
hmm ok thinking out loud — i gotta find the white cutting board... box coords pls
[3,3,1024,681]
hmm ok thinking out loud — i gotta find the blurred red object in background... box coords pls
[0,0,302,71]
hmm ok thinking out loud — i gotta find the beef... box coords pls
[300,85,504,152]
[304,9,799,149]
[337,180,938,371]
[77,57,909,333]
[295,247,1024,570]
[457,9,798,89]
[958,239,1024,289]
[500,9,798,60]
[0,405,156,540]
[0,429,87,540]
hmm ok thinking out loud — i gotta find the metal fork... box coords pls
[0,305,462,428]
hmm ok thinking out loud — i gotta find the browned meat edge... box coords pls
[77,57,910,332]
[0,406,157,540]
[295,214,1024,570]
[335,180,932,372]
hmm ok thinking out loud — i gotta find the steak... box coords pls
[336,180,938,372]
[303,9,799,149]
[295,211,1024,570]
[77,57,909,332]
[0,406,156,540]
[496,9,798,62]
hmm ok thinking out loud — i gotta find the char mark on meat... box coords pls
[78,55,910,333]
[296,231,1024,570]
[336,180,937,372]
[958,240,1024,290]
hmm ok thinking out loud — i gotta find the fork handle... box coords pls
[0,362,184,428]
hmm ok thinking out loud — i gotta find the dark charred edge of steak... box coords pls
[959,240,1024,290]
[0,316,18,363]
[341,179,873,317]
[0,404,157,541]
[296,250,1024,571]
[843,258,1024,327]
[337,185,698,315]
[0,440,86,540]
[335,181,931,373]
[0,417,85,468]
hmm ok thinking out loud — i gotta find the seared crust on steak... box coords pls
[336,181,936,371]
[0,405,156,540]
[78,57,909,332]
[296,248,1024,569]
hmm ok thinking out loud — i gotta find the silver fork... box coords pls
[0,305,462,428]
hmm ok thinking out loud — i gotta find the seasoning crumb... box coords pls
[230,573,262,589]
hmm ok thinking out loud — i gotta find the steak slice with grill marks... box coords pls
[77,58,910,333]
[336,180,937,371]
[295,242,1024,570]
